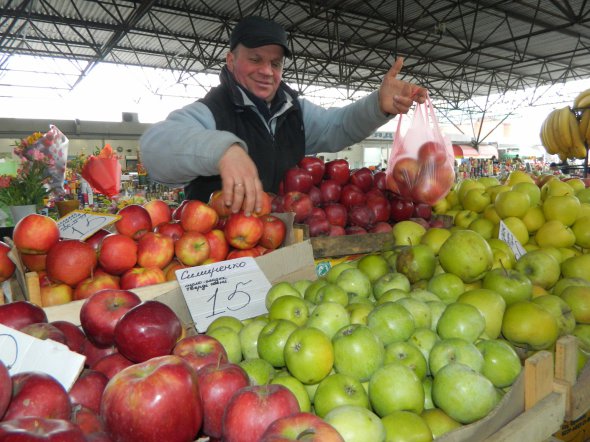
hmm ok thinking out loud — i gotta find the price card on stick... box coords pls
[57,210,120,240]
[498,220,527,260]
[0,324,85,391]
[176,258,273,333]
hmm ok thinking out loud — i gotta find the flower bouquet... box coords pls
[81,144,122,198]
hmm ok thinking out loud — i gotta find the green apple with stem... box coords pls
[428,337,483,376]
[373,272,411,299]
[395,244,437,284]
[306,301,350,339]
[332,324,385,382]
[285,326,334,384]
[482,267,532,306]
[313,373,370,418]
[268,295,309,327]
[384,341,428,380]
[257,319,298,368]
[514,248,561,289]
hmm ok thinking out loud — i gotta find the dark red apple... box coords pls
[345,225,368,235]
[68,369,109,414]
[50,320,87,354]
[0,300,48,330]
[305,215,332,237]
[271,194,285,212]
[101,355,202,442]
[349,167,374,192]
[347,204,375,230]
[92,352,135,379]
[298,157,325,185]
[196,362,250,439]
[114,300,183,363]
[329,225,346,236]
[0,417,86,441]
[222,384,300,442]
[324,159,350,185]
[339,184,366,209]
[282,191,313,223]
[173,334,228,374]
[0,360,11,420]
[366,194,391,223]
[71,404,108,438]
[83,341,118,368]
[389,197,415,222]
[323,203,347,228]
[308,185,322,206]
[283,167,314,194]
[319,179,342,205]
[84,229,110,251]
[369,222,393,233]
[413,202,433,220]
[373,171,387,191]
[19,322,67,345]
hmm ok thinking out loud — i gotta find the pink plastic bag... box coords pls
[385,95,455,205]
[36,125,69,196]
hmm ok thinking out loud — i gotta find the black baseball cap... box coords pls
[230,16,292,58]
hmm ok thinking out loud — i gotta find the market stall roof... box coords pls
[453,144,481,159]
[1,0,589,125]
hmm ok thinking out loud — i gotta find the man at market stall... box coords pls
[140,16,427,215]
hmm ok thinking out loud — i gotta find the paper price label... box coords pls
[57,210,120,240]
[176,257,273,333]
[498,220,526,260]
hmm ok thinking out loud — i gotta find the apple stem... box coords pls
[499,259,508,276]
[216,350,224,369]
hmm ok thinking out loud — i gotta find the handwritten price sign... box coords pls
[176,258,272,333]
[57,210,120,240]
[498,220,526,260]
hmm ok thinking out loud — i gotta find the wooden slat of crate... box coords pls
[554,335,590,421]
[309,232,396,259]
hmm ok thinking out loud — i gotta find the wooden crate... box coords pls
[554,335,590,422]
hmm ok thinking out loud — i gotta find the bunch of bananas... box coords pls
[540,89,590,161]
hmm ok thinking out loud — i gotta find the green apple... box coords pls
[457,179,485,203]
[535,220,576,248]
[428,338,483,376]
[420,227,452,255]
[376,289,410,305]
[541,178,575,200]
[239,357,275,385]
[514,248,561,289]
[332,323,385,382]
[532,294,576,336]
[257,319,298,368]
[381,410,433,442]
[573,324,590,353]
[521,206,546,233]
[422,376,434,410]
[571,215,590,248]
[325,261,357,283]
[410,289,440,303]
[206,325,242,364]
[500,216,530,246]
[482,267,532,306]
[409,327,441,366]
[268,295,309,326]
[561,253,590,279]
[463,188,491,213]
[392,220,427,246]
[469,218,495,240]
[576,187,590,204]
[323,405,386,442]
[559,246,583,262]
[432,362,499,424]
[396,244,436,284]
[436,302,485,343]
[421,408,462,438]
[373,272,411,299]
[494,190,530,219]
[285,326,334,384]
[367,302,416,345]
[238,317,268,360]
[265,281,302,310]
[454,209,479,228]
[560,286,590,324]
[270,374,311,412]
[357,254,391,283]
[316,283,349,307]
[487,238,517,268]
[486,185,510,207]
[552,276,590,297]
[395,297,431,329]
[206,315,244,334]
[506,170,535,186]
[512,181,541,207]
[347,302,373,325]
[336,268,372,298]
[501,300,560,350]
[306,301,350,339]
[369,362,424,416]
[457,288,506,339]
[303,279,329,304]
[384,340,428,381]
[476,339,522,388]
[427,272,465,304]
[566,178,586,192]
[478,176,500,188]
[543,195,581,226]
[313,373,370,418]
[292,279,313,297]
[438,229,493,283]
[427,300,447,331]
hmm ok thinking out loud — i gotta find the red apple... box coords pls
[307,186,322,206]
[258,215,287,250]
[40,282,73,307]
[282,191,313,223]
[155,220,185,242]
[196,362,250,439]
[0,242,14,283]
[373,171,387,191]
[115,204,153,240]
[0,300,47,330]
[413,202,433,220]
[175,231,211,266]
[208,190,233,218]
[347,204,375,230]
[329,225,346,236]
[369,221,393,233]
[389,197,415,222]
[83,341,117,368]
[173,334,228,373]
[20,252,47,272]
[319,180,342,205]
[68,369,109,413]
[226,248,261,259]
[4,372,72,420]
[252,192,273,218]
[96,233,138,276]
[84,229,110,251]
[143,199,172,229]
[92,352,135,379]
[345,225,368,235]
[391,157,420,197]
[366,194,391,222]
[46,240,98,287]
[323,203,347,227]
[119,266,166,290]
[50,320,87,353]
[172,199,189,220]
[12,213,60,255]
[80,289,142,347]
[272,195,285,213]
[222,384,301,442]
[163,259,187,281]
[306,215,331,237]
[114,300,183,363]
[224,212,264,250]
[74,272,121,301]
[349,167,374,192]
[19,322,67,345]
[0,360,12,419]
[309,207,326,219]
[101,355,203,442]
[339,184,366,209]
[71,404,107,438]
[283,167,314,194]
[0,417,85,441]
[324,159,350,185]
[180,199,219,233]
[298,156,325,186]
[204,229,230,262]
[417,141,449,163]
[137,232,175,269]
[365,187,385,199]
[260,412,345,442]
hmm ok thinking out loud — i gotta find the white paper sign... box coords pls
[0,324,86,391]
[57,210,120,240]
[176,258,272,333]
[498,220,527,260]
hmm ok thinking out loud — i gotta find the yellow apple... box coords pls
[485,185,511,203]
[454,209,479,228]
[571,215,590,248]
[542,195,581,226]
[506,170,535,186]
[512,181,541,207]
[561,254,590,281]
[576,188,590,204]
[462,188,491,213]
[446,189,459,208]
[521,206,545,233]
[531,285,550,298]
[499,217,530,246]
[487,238,517,269]
[559,247,582,261]
[420,227,451,255]
[502,301,559,350]
[458,179,485,204]
[541,178,575,201]
[433,198,450,214]
[468,218,495,240]
[477,176,500,188]
[535,220,576,248]
[483,204,501,224]
[565,178,585,193]
[494,191,530,219]
[578,202,590,218]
